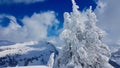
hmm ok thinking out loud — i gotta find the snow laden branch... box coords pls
[53,0,113,68]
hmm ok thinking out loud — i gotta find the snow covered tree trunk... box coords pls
[47,53,55,68]
[53,0,113,68]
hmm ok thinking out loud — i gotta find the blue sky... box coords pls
[1,0,120,48]
[0,0,97,43]
[0,0,97,28]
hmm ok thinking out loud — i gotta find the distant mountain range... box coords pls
[0,40,120,68]
[0,40,58,67]
[0,40,15,46]
[110,48,120,68]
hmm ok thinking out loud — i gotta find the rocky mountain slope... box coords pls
[0,41,58,67]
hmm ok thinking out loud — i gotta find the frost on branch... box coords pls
[53,0,113,68]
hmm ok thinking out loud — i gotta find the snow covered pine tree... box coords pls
[53,0,113,68]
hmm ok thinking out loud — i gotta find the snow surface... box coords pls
[47,53,55,68]
[7,65,49,68]
[111,48,120,66]
[0,41,58,67]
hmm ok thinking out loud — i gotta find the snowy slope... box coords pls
[109,59,120,68]
[110,48,120,68]
[7,65,49,68]
[0,40,15,46]
[0,41,58,67]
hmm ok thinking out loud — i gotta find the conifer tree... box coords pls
[54,0,113,68]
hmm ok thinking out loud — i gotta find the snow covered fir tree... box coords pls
[53,0,113,68]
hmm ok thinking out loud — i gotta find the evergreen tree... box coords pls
[54,0,113,68]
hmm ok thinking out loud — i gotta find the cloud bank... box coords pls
[0,11,59,43]
[95,0,120,43]
[0,0,45,4]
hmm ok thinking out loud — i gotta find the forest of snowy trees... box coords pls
[53,0,113,68]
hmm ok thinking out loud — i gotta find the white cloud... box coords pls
[0,11,59,43]
[95,0,120,43]
[47,36,64,47]
[95,0,107,14]
[95,0,120,51]
[0,0,45,4]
